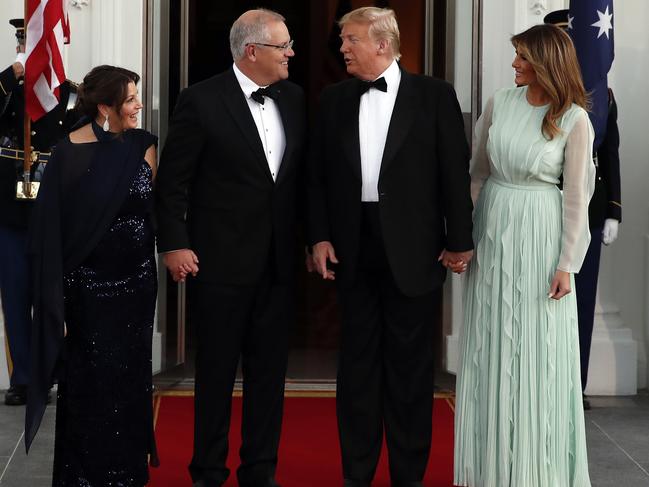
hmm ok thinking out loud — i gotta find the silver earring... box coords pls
[102,115,110,131]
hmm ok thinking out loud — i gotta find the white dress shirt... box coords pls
[233,63,286,181]
[359,60,401,202]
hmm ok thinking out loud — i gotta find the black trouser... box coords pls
[574,226,603,391]
[336,203,438,482]
[0,225,31,387]
[188,269,291,487]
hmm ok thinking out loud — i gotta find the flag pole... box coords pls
[22,0,33,198]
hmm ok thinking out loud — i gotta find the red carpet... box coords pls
[149,394,455,487]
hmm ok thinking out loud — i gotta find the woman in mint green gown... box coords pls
[454,25,595,486]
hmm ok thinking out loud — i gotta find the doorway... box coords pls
[153,0,447,388]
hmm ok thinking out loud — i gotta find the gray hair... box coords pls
[338,7,401,61]
[229,9,286,60]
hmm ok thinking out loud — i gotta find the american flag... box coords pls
[568,0,614,150]
[24,0,71,121]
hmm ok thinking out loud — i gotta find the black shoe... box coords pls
[343,480,370,487]
[392,482,423,487]
[4,386,53,406]
[583,394,591,410]
[4,385,27,405]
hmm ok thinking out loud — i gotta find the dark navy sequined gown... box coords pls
[53,160,157,487]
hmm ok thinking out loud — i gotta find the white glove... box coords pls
[602,218,619,245]
[15,52,27,68]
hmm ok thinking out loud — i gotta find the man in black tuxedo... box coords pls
[155,9,305,487]
[308,7,473,487]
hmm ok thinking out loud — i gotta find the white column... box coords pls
[585,244,637,395]
[645,232,649,388]
[90,0,142,73]
[445,274,464,374]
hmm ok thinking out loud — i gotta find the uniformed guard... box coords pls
[544,9,622,410]
[0,18,78,405]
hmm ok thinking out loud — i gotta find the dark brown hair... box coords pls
[511,24,588,140]
[76,65,140,120]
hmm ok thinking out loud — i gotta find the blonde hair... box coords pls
[338,7,401,61]
[511,24,589,140]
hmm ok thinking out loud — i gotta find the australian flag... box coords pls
[568,0,614,150]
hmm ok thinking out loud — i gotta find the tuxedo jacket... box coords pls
[307,68,473,297]
[156,68,306,285]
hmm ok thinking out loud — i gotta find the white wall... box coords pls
[1,0,143,85]
[0,3,23,62]
[482,0,568,111]
[454,1,473,113]
[606,0,649,388]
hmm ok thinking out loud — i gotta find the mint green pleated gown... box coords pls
[454,87,595,487]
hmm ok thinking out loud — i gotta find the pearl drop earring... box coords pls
[102,114,110,132]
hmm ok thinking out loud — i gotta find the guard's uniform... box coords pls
[0,58,77,404]
[574,89,622,392]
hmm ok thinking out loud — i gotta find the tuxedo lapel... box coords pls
[379,70,417,177]
[339,82,362,181]
[274,85,295,186]
[220,69,274,182]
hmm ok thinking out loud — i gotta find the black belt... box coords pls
[0,147,51,164]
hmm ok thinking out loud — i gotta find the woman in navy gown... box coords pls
[27,65,158,486]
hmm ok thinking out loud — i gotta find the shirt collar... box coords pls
[374,59,401,95]
[233,62,265,99]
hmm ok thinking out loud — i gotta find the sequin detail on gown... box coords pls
[53,161,156,487]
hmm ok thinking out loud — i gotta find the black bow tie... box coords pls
[359,77,387,95]
[251,87,277,104]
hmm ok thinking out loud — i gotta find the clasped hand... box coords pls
[163,249,199,282]
[439,249,474,274]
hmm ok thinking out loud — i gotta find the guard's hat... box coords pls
[9,18,25,42]
[543,9,569,29]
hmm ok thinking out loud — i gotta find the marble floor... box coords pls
[1,387,648,486]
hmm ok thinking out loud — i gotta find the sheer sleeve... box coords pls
[557,110,595,273]
[470,96,494,204]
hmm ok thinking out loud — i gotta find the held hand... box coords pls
[439,249,474,274]
[548,270,571,300]
[163,249,199,283]
[312,241,338,280]
[602,218,619,246]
